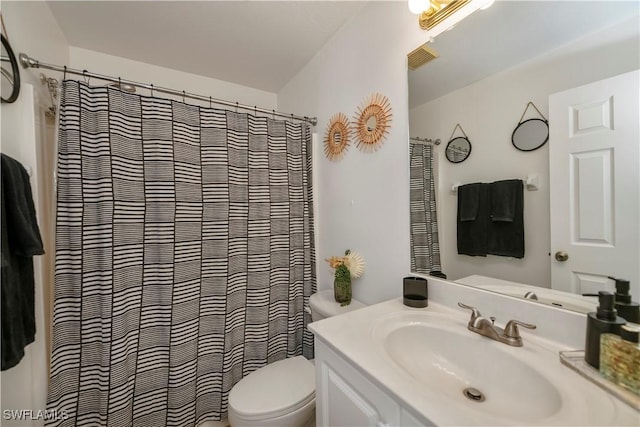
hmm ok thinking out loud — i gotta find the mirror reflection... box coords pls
[408,1,640,313]
[366,115,377,132]
[445,136,471,163]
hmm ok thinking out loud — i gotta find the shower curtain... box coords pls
[46,81,316,426]
[409,143,441,274]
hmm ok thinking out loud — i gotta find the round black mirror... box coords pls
[512,118,548,152]
[1,34,21,104]
[445,136,471,163]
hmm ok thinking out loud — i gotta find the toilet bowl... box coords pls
[227,289,365,427]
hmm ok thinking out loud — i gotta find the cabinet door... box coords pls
[315,341,400,427]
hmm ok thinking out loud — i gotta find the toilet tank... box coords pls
[309,289,366,322]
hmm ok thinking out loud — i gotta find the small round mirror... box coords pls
[445,136,471,163]
[353,93,392,152]
[324,112,350,161]
[1,34,21,104]
[366,115,377,132]
[512,118,549,152]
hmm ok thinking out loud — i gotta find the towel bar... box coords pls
[452,173,539,192]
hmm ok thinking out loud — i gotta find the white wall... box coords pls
[69,47,277,110]
[278,2,433,305]
[410,16,640,287]
[0,1,68,425]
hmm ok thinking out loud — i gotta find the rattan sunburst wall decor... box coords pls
[324,112,351,161]
[353,93,393,152]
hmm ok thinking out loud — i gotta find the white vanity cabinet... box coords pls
[314,339,430,427]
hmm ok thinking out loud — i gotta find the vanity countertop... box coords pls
[309,298,639,426]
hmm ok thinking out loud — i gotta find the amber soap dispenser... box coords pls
[584,291,626,369]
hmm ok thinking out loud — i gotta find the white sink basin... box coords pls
[376,314,562,422]
[311,299,637,426]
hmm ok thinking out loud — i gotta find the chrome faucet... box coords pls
[458,302,536,347]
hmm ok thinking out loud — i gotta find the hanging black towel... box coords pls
[458,182,481,221]
[490,179,520,222]
[487,179,524,258]
[1,154,44,371]
[457,183,489,256]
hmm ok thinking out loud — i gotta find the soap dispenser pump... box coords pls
[612,278,640,323]
[584,291,626,369]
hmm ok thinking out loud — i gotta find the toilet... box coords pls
[228,289,365,427]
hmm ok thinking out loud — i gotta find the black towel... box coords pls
[458,182,481,221]
[1,154,44,371]
[487,179,524,258]
[457,183,489,256]
[490,179,520,222]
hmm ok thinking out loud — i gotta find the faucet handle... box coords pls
[504,319,537,338]
[458,302,482,323]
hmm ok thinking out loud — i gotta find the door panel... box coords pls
[549,70,639,299]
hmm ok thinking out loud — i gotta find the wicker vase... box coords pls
[333,274,352,307]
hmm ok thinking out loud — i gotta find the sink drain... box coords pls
[463,387,485,402]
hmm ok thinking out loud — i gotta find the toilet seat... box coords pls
[229,356,315,421]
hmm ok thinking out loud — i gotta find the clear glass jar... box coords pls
[333,276,352,306]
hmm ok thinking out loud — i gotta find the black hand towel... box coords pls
[457,183,489,256]
[1,154,45,371]
[487,179,524,258]
[490,179,520,222]
[458,182,481,221]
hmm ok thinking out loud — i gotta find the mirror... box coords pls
[324,112,350,161]
[1,34,20,104]
[408,1,640,313]
[511,119,548,152]
[366,115,377,132]
[353,92,392,152]
[445,136,471,163]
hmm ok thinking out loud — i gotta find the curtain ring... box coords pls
[182,90,185,103]
[150,83,154,97]
[272,109,275,120]
[235,101,239,112]
[254,106,257,115]
[63,66,67,80]
[209,96,212,108]
[82,70,88,84]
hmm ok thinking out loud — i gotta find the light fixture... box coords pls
[410,0,471,31]
[480,0,495,10]
[408,0,430,15]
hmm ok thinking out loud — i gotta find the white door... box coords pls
[549,70,639,300]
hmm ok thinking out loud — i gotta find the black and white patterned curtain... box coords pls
[47,81,316,426]
[409,143,441,274]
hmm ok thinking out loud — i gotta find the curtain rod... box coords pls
[410,136,441,145]
[18,52,317,126]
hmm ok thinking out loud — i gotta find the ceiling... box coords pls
[46,1,639,100]
[409,0,640,108]
[47,1,367,93]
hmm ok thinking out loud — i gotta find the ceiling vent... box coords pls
[408,43,439,70]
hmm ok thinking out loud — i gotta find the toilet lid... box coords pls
[229,356,315,420]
